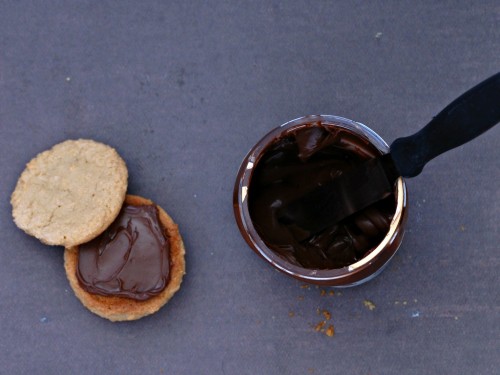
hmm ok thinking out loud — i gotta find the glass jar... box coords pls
[233,115,408,286]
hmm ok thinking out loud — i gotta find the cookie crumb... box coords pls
[329,290,335,296]
[320,289,326,296]
[322,309,331,321]
[288,311,295,317]
[363,299,376,311]
[325,325,335,337]
[314,321,326,332]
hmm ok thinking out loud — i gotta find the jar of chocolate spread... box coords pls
[233,115,408,286]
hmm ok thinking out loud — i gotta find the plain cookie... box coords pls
[11,139,128,247]
[64,195,186,322]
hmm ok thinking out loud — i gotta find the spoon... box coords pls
[278,72,500,234]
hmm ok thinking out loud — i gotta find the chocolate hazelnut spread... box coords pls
[77,204,170,301]
[248,123,396,269]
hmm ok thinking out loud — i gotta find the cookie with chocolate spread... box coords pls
[64,195,186,322]
[11,139,128,247]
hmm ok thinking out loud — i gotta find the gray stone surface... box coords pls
[1,1,498,374]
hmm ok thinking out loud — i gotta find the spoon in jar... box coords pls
[278,72,500,235]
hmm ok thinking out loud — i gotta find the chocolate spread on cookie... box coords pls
[248,124,396,269]
[77,204,170,300]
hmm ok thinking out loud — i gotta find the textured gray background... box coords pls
[1,1,499,374]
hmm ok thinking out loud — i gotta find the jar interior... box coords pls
[247,122,397,270]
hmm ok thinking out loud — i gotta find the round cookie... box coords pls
[64,195,186,322]
[11,139,128,247]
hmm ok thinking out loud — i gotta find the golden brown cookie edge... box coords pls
[64,194,186,322]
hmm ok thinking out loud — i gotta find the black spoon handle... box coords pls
[390,72,500,177]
